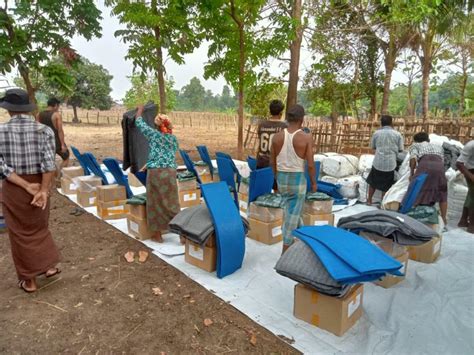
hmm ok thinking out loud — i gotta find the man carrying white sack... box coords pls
[367,115,404,205]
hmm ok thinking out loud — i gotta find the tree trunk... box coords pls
[407,80,415,116]
[381,48,396,114]
[370,92,377,119]
[419,31,434,123]
[18,65,37,109]
[459,52,468,116]
[72,105,79,123]
[286,0,303,112]
[330,102,337,150]
[154,27,167,114]
[237,24,245,160]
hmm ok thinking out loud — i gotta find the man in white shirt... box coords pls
[456,140,474,233]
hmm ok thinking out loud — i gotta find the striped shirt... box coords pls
[409,142,444,160]
[0,115,56,178]
[370,126,404,172]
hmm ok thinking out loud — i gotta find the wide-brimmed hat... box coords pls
[0,88,36,112]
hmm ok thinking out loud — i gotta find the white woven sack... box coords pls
[337,175,361,199]
[358,154,374,173]
[322,154,359,178]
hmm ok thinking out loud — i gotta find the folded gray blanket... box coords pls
[275,241,351,297]
[337,210,437,246]
[169,204,249,245]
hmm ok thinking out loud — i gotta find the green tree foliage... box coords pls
[179,77,206,110]
[0,0,102,104]
[123,75,176,111]
[196,0,292,157]
[106,0,200,113]
[246,73,287,118]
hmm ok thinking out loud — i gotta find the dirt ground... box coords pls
[0,123,297,354]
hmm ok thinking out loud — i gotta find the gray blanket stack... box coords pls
[337,210,438,246]
[169,205,249,245]
[275,241,351,297]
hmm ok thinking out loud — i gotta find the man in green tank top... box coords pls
[36,98,70,171]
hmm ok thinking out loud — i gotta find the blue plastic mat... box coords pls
[247,156,257,172]
[216,152,241,189]
[316,180,344,200]
[305,161,321,192]
[179,150,202,184]
[82,152,111,185]
[196,145,215,179]
[293,225,403,283]
[248,167,274,203]
[134,171,148,186]
[216,157,239,207]
[71,146,91,175]
[400,173,428,214]
[103,158,134,198]
[201,182,246,278]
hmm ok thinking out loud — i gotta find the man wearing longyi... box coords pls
[0,89,61,293]
[271,104,317,254]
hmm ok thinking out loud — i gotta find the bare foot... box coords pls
[458,220,468,228]
[138,250,149,263]
[18,279,37,293]
[179,236,186,245]
[124,251,135,263]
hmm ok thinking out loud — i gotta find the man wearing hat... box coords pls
[0,88,61,293]
[271,104,317,254]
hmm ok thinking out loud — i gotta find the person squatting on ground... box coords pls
[408,132,448,225]
[0,89,61,293]
[37,97,70,172]
[366,115,404,205]
[456,140,474,234]
[271,104,317,254]
[135,105,180,243]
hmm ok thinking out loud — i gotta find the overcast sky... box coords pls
[4,1,413,102]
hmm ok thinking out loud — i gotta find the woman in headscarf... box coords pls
[408,132,448,225]
[135,105,180,242]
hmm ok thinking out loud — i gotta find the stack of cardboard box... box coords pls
[60,166,84,195]
[96,185,129,220]
[195,164,213,183]
[177,178,201,208]
[128,173,143,188]
[76,176,103,207]
[360,231,409,288]
[302,198,335,227]
[247,203,283,244]
[294,283,364,336]
[127,204,153,240]
[237,181,249,213]
[408,223,442,263]
[185,234,217,272]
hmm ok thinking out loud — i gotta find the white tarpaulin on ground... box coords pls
[59,183,474,354]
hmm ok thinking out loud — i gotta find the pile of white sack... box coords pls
[316,153,362,200]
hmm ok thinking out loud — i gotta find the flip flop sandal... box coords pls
[18,280,36,293]
[46,268,62,278]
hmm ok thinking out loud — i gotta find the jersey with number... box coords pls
[256,119,288,168]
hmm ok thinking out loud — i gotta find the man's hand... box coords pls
[31,190,49,210]
[136,105,145,118]
[25,183,41,196]
[311,182,318,193]
[61,144,67,153]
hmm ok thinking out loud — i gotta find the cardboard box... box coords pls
[178,179,197,192]
[128,173,143,187]
[408,235,442,263]
[129,204,147,219]
[76,175,103,190]
[179,189,201,208]
[127,214,153,240]
[238,192,249,213]
[303,199,333,215]
[239,182,249,195]
[384,201,400,211]
[77,190,97,207]
[375,252,409,288]
[61,177,78,195]
[294,284,364,337]
[97,200,129,220]
[61,166,84,179]
[360,231,407,258]
[247,218,283,245]
[199,173,213,183]
[185,239,217,272]
[96,185,127,203]
[302,213,335,227]
[248,202,283,223]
